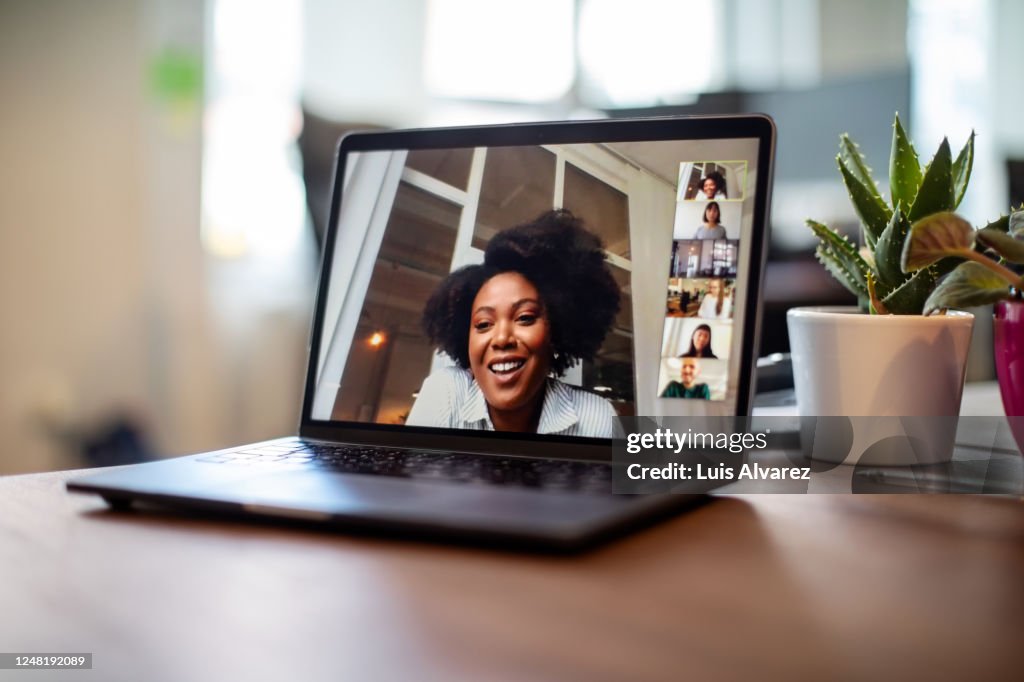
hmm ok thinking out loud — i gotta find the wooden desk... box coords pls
[1,470,1021,681]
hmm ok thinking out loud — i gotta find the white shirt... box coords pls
[406,367,617,438]
[693,189,727,201]
[698,293,732,320]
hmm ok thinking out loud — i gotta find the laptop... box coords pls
[68,115,776,550]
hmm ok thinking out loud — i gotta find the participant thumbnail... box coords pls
[666,278,734,320]
[661,317,732,361]
[669,239,739,279]
[673,200,742,240]
[677,161,748,201]
[658,357,727,401]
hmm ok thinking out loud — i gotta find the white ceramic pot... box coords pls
[786,306,974,465]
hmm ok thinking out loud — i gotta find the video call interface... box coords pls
[311,138,760,439]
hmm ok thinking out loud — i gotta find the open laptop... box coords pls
[68,115,776,550]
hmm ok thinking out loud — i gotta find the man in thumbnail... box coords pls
[661,357,711,399]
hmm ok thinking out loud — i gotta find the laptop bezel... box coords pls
[298,115,776,460]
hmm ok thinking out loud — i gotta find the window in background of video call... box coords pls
[312,139,760,430]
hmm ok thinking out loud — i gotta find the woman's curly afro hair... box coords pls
[422,209,621,377]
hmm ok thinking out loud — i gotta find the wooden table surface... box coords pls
[0,469,1021,682]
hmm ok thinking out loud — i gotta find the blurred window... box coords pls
[424,0,575,102]
[563,162,630,258]
[334,182,461,424]
[577,0,721,107]
[424,0,723,108]
[473,146,557,249]
[201,0,304,258]
[405,148,474,192]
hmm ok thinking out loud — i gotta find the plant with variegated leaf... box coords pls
[807,114,978,314]
[902,210,1024,314]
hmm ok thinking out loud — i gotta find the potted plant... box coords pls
[901,208,1024,448]
[787,115,978,464]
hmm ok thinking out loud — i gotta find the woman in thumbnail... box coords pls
[661,357,711,399]
[693,202,727,240]
[697,278,731,320]
[681,323,717,359]
[699,171,727,200]
[407,210,621,437]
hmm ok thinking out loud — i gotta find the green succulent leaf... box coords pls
[901,211,974,272]
[810,118,991,316]
[908,138,955,222]
[1009,210,1024,238]
[837,156,891,247]
[976,227,1024,264]
[951,130,975,209]
[923,261,1011,315]
[875,206,911,286]
[807,219,870,297]
[816,247,870,299]
[982,213,1010,233]
[889,115,923,210]
[867,272,889,314]
[882,267,935,315]
[839,134,882,202]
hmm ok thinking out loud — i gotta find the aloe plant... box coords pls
[807,114,976,314]
[903,210,1024,314]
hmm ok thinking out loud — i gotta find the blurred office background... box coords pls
[2,0,1022,474]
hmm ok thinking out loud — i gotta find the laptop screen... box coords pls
[306,120,771,447]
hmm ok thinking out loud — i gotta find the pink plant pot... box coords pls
[993,299,1024,452]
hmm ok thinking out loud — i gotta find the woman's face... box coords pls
[702,178,718,199]
[705,204,720,223]
[468,272,552,418]
[708,279,721,296]
[693,328,710,350]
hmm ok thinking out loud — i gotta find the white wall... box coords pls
[0,0,154,473]
[0,0,309,474]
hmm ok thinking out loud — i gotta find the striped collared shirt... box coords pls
[406,367,616,438]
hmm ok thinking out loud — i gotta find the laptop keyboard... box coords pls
[197,442,612,493]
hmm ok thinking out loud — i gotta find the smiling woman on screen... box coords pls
[699,171,727,200]
[406,210,621,437]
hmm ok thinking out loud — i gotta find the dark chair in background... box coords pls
[297,106,382,250]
